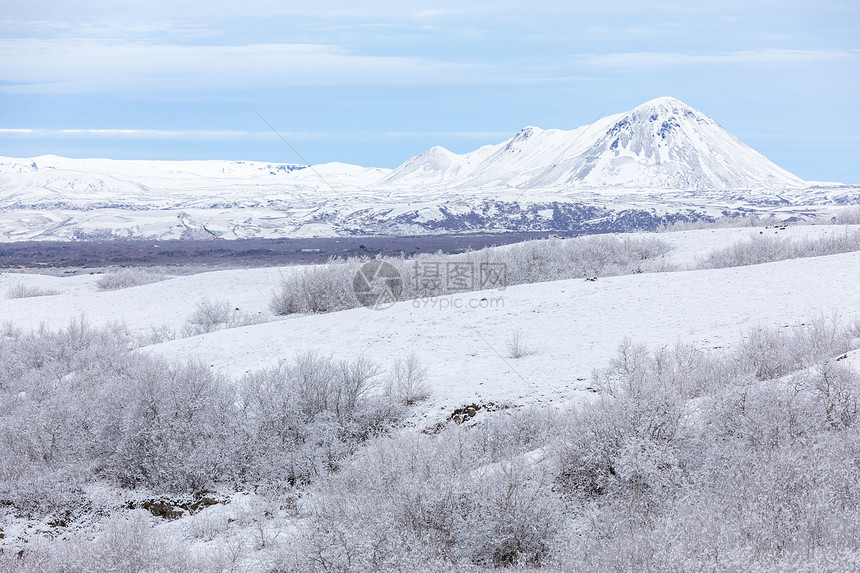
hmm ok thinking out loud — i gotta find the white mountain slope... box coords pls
[0,155,389,210]
[383,97,806,191]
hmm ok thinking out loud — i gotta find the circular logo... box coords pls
[353,261,403,310]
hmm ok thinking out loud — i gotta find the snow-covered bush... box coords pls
[96,267,167,290]
[505,328,533,359]
[385,353,430,405]
[0,324,405,512]
[735,315,854,381]
[6,315,860,571]
[184,297,266,335]
[1,510,213,573]
[5,282,60,299]
[188,297,233,330]
[549,318,860,571]
[269,261,361,315]
[657,213,782,232]
[562,341,689,524]
[698,228,860,269]
[833,207,860,225]
[235,352,400,486]
[269,235,674,316]
[293,408,563,570]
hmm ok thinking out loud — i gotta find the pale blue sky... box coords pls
[0,1,858,182]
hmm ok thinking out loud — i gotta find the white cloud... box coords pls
[0,128,513,141]
[415,9,455,19]
[0,18,212,40]
[382,131,510,138]
[577,49,859,68]
[0,39,482,94]
[0,128,267,139]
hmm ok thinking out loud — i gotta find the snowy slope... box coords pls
[2,224,856,335]
[0,155,388,210]
[0,267,286,336]
[142,251,860,414]
[4,225,860,417]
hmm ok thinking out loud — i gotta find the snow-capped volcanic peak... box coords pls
[385,96,807,191]
[540,96,805,190]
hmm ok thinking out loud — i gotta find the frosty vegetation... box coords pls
[271,234,674,315]
[96,268,168,291]
[0,318,409,511]
[699,228,860,269]
[271,228,860,317]
[5,283,60,300]
[137,298,269,345]
[505,328,533,359]
[4,316,860,571]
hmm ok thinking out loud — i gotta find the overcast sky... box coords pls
[0,1,857,182]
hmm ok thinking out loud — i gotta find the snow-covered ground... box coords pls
[0,266,283,335]
[4,223,860,570]
[3,224,860,418]
[146,249,860,417]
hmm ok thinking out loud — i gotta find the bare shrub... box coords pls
[185,298,266,335]
[736,317,854,382]
[138,323,180,345]
[833,207,860,225]
[699,229,860,269]
[551,318,860,571]
[658,213,782,232]
[0,322,404,510]
[505,328,533,359]
[386,353,430,404]
[269,261,360,315]
[5,511,208,573]
[237,352,399,485]
[96,267,167,290]
[296,409,564,571]
[187,297,233,333]
[269,235,675,317]
[563,349,688,518]
[335,356,383,417]
[8,310,860,572]
[806,361,860,431]
[597,337,650,394]
[5,282,60,299]
[1,320,21,339]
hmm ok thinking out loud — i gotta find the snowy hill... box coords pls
[1,224,859,412]
[0,155,386,210]
[4,225,860,569]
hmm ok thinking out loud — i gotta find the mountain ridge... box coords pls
[0,97,855,241]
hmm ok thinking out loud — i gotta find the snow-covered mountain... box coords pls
[0,155,388,210]
[383,97,805,191]
[0,97,856,241]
